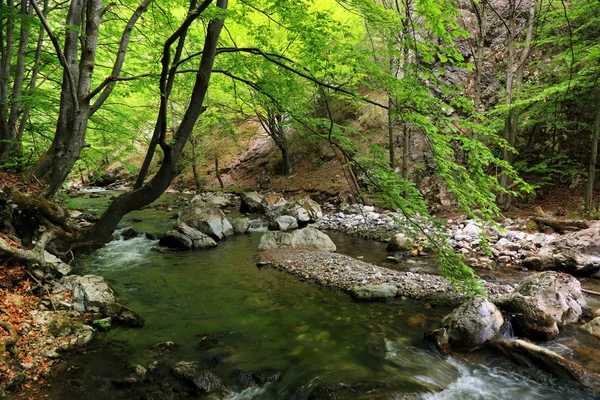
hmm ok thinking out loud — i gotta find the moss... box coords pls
[47,313,83,337]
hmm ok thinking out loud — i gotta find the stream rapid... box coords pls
[31,192,598,399]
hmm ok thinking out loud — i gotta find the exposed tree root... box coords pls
[0,230,60,269]
[0,319,18,354]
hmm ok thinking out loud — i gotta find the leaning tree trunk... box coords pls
[81,0,227,248]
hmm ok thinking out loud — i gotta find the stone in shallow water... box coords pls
[350,284,398,300]
[579,317,600,340]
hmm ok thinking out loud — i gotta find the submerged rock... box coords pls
[257,227,336,252]
[434,295,504,349]
[489,339,600,394]
[350,284,398,300]
[171,361,225,394]
[495,271,585,339]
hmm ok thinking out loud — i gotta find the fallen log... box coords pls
[531,217,589,233]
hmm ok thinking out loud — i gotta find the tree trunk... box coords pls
[499,0,535,210]
[402,123,410,181]
[388,97,395,169]
[215,156,224,188]
[585,102,600,211]
[82,0,227,248]
[0,0,15,158]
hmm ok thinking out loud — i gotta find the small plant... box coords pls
[93,319,112,331]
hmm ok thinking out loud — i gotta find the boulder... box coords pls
[191,192,232,208]
[386,233,415,251]
[159,223,218,250]
[172,361,225,394]
[536,222,600,273]
[240,191,267,212]
[231,217,250,234]
[489,339,600,393]
[579,317,600,340]
[257,227,336,252]
[495,271,585,339]
[179,203,234,240]
[433,295,503,348]
[269,215,298,232]
[284,198,322,222]
[61,275,144,326]
[462,222,482,236]
[350,284,398,300]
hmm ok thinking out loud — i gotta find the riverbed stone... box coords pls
[350,284,398,300]
[386,233,414,251]
[231,217,250,234]
[269,215,298,232]
[488,339,600,393]
[240,191,267,212]
[257,227,336,252]
[172,361,224,394]
[159,223,218,250]
[495,271,585,339]
[536,221,600,274]
[438,295,503,348]
[179,203,234,240]
[579,317,600,340]
[284,198,323,222]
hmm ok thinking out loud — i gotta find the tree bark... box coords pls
[82,0,227,248]
[215,156,224,188]
[0,0,15,158]
[585,102,600,211]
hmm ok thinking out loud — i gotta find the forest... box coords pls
[1,0,600,399]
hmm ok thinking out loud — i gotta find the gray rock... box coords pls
[386,233,414,251]
[257,227,336,252]
[463,222,482,236]
[159,223,218,250]
[172,361,224,394]
[269,215,298,232]
[179,203,234,240]
[350,284,398,300]
[63,275,117,313]
[284,198,323,222]
[439,295,504,348]
[536,222,600,273]
[594,309,600,319]
[496,271,585,339]
[192,193,232,208]
[231,217,250,234]
[240,191,266,212]
[489,339,600,393]
[579,317,600,340]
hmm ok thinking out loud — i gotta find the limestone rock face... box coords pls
[159,223,218,250]
[440,295,504,348]
[179,203,234,240]
[257,227,336,252]
[496,271,585,339]
[537,222,600,273]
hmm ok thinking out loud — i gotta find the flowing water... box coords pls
[25,192,599,399]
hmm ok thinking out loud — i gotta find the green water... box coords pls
[32,191,598,399]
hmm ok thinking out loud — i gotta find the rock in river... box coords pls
[257,227,336,252]
[495,271,585,339]
[351,284,398,300]
[178,203,234,240]
[427,295,503,349]
[159,223,218,250]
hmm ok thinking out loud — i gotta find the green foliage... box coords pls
[93,319,112,331]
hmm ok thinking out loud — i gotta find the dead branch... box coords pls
[0,320,18,353]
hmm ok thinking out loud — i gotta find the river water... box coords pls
[28,192,598,399]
